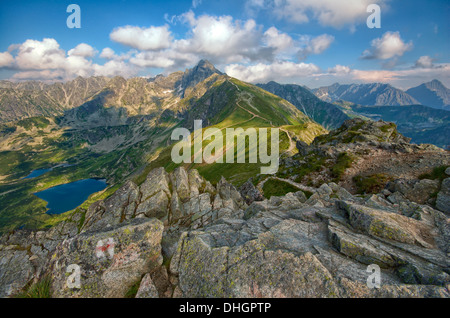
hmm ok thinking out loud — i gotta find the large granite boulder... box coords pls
[386,179,440,205]
[239,180,264,205]
[49,218,163,298]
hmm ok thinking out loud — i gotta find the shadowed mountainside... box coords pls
[406,79,450,110]
[257,81,349,129]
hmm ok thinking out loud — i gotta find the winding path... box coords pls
[257,176,316,194]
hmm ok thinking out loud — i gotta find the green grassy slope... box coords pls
[134,77,326,187]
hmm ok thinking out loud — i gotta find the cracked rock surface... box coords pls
[1,166,449,298]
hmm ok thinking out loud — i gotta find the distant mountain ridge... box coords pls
[0,77,111,123]
[313,82,419,106]
[0,60,225,124]
[406,79,450,110]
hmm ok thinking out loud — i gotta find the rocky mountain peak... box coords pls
[177,60,223,96]
[195,59,219,72]
[428,79,446,90]
[406,79,450,110]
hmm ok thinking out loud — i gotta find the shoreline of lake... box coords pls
[34,178,108,215]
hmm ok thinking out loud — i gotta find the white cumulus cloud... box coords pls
[130,52,178,68]
[110,25,173,51]
[99,48,132,61]
[100,48,116,60]
[0,52,14,68]
[414,55,435,69]
[128,12,295,69]
[93,60,137,77]
[5,38,138,81]
[14,38,66,70]
[263,27,294,53]
[225,61,320,83]
[328,65,351,74]
[361,31,412,60]
[175,13,263,63]
[68,43,97,57]
[297,34,334,60]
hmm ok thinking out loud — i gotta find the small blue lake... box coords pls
[23,169,52,179]
[34,179,107,215]
[23,164,74,180]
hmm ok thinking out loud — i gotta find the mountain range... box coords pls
[1,64,448,126]
[0,60,222,125]
[256,81,449,148]
[312,80,450,110]
[312,82,419,106]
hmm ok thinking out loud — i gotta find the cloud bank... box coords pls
[247,0,389,29]
[0,4,448,89]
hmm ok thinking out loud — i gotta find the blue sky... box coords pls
[0,0,448,89]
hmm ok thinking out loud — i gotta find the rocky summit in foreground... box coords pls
[1,156,449,297]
